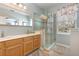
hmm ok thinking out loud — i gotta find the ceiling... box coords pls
[32,3,68,10]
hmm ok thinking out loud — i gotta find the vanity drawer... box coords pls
[34,38,40,49]
[24,36,33,42]
[34,35,40,39]
[5,38,23,47]
[6,44,23,56]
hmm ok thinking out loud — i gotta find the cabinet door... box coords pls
[34,35,40,49]
[0,49,5,56]
[24,40,33,55]
[0,42,5,56]
[6,44,23,56]
[34,39,40,49]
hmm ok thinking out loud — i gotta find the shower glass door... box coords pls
[44,13,56,48]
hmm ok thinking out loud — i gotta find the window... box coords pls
[57,4,78,33]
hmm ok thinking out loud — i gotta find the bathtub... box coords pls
[56,32,70,46]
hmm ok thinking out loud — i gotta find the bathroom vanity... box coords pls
[0,31,41,56]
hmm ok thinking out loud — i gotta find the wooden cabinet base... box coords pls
[0,34,41,56]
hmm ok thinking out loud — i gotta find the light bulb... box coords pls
[18,4,23,7]
[24,6,27,9]
[13,3,17,5]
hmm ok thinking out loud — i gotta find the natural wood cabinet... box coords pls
[33,35,40,49]
[0,42,5,56]
[23,36,33,55]
[5,38,23,56]
[0,34,41,56]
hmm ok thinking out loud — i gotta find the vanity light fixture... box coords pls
[13,3,17,5]
[24,6,27,9]
[18,3,23,7]
[12,3,27,10]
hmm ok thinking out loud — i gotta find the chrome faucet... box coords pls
[0,31,4,38]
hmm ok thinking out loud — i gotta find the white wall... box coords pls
[69,31,79,55]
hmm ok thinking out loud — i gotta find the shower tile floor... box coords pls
[31,44,70,56]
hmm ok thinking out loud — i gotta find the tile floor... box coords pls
[31,44,70,56]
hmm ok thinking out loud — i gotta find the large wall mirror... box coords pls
[0,5,32,27]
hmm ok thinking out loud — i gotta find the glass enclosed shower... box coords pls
[33,12,56,49]
[43,13,56,49]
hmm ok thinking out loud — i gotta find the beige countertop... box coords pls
[0,31,41,42]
